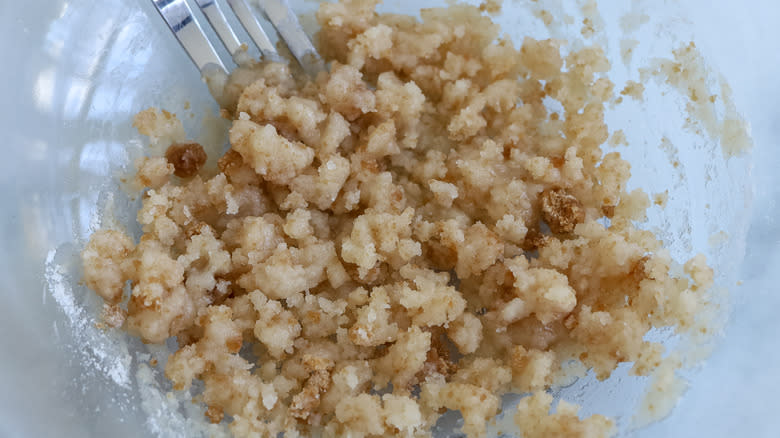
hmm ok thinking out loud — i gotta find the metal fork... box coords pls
[151,0,324,78]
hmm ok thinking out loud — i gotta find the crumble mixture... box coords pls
[82,0,717,436]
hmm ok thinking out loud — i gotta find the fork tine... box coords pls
[193,0,242,59]
[225,0,279,60]
[254,0,325,75]
[150,0,228,75]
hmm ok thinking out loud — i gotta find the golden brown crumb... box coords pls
[135,157,174,189]
[654,191,669,207]
[479,0,502,15]
[100,303,127,328]
[133,108,186,149]
[82,230,134,304]
[620,80,645,101]
[510,345,555,392]
[608,129,628,147]
[540,188,586,234]
[205,405,224,424]
[290,369,331,422]
[416,329,458,383]
[523,228,552,251]
[515,392,614,437]
[165,142,208,178]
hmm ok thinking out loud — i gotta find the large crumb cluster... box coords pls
[82,0,716,437]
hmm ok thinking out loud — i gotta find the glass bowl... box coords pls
[1,0,776,437]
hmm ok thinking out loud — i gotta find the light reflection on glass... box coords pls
[63,78,90,120]
[87,12,154,121]
[33,67,55,113]
[43,0,120,121]
[44,2,68,59]
[21,193,51,259]
[78,189,102,239]
[57,1,70,19]
[82,19,119,77]
[46,37,64,59]
[78,141,127,176]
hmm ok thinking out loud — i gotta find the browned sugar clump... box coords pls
[165,142,207,178]
[540,188,586,234]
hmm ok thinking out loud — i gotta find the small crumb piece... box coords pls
[135,156,174,189]
[620,81,645,101]
[422,381,500,438]
[520,37,563,79]
[653,191,669,207]
[229,119,315,185]
[515,392,615,438]
[495,214,529,244]
[479,0,502,15]
[101,303,127,328]
[165,142,208,178]
[633,356,686,428]
[290,369,331,421]
[249,291,301,358]
[429,180,459,207]
[510,345,555,392]
[205,405,224,424]
[383,394,423,434]
[335,394,385,435]
[133,108,187,149]
[81,229,134,304]
[608,130,628,147]
[540,188,585,234]
[447,313,483,355]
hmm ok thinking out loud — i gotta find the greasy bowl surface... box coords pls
[0,0,778,437]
